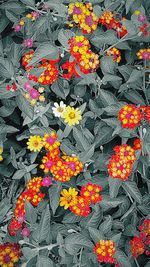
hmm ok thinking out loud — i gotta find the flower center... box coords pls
[69,112,76,119]
[57,107,64,112]
[33,141,40,147]
[4,255,11,263]
[85,16,93,26]
[47,136,55,144]
[73,7,82,15]
[58,169,64,176]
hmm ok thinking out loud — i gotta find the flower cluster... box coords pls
[130,219,150,257]
[13,11,39,32]
[23,82,45,106]
[134,11,149,36]
[137,48,150,60]
[22,51,59,86]
[118,104,143,129]
[9,176,52,236]
[68,2,98,34]
[0,147,3,162]
[52,101,82,126]
[99,10,127,38]
[62,35,99,78]
[6,82,17,92]
[0,243,22,267]
[60,183,102,217]
[133,138,142,151]
[93,240,117,264]
[108,144,136,180]
[106,48,121,63]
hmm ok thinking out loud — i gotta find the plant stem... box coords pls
[134,258,140,267]
[32,243,58,251]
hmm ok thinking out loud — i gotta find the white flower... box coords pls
[52,101,66,118]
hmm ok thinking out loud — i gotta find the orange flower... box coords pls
[42,132,60,151]
[130,236,145,257]
[133,138,142,150]
[22,50,34,70]
[26,176,43,193]
[99,10,114,26]
[0,243,22,267]
[93,240,116,264]
[108,155,133,180]
[113,144,136,163]
[139,219,150,237]
[137,48,150,60]
[40,149,60,173]
[62,155,83,176]
[79,51,100,74]
[106,47,121,63]
[50,160,72,182]
[118,104,143,129]
[69,196,90,216]
[38,62,58,85]
[80,183,103,204]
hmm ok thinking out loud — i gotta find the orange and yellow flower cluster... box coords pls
[106,48,121,63]
[60,183,102,216]
[108,144,136,180]
[93,240,117,264]
[130,219,150,257]
[118,104,143,129]
[99,10,127,38]
[62,35,99,78]
[39,132,83,182]
[137,48,150,60]
[68,2,98,34]
[9,176,52,236]
[22,51,59,85]
[0,243,22,267]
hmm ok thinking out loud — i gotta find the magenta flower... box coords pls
[138,15,146,22]
[21,227,30,237]
[24,82,33,91]
[29,89,40,99]
[17,215,25,224]
[42,176,52,187]
[31,11,39,19]
[24,39,33,48]
[14,24,22,32]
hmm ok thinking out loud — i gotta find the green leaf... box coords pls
[87,206,103,228]
[101,56,117,74]
[65,233,93,255]
[38,205,51,242]
[78,144,95,163]
[16,95,34,119]
[108,177,123,198]
[115,250,132,267]
[49,184,62,214]
[0,198,12,223]
[73,127,91,151]
[124,90,146,106]
[28,43,59,66]
[36,256,54,267]
[0,124,18,134]
[99,215,113,234]
[12,169,26,180]
[20,0,35,7]
[25,200,37,224]
[122,181,142,204]
[0,57,15,78]
[126,0,135,13]
[58,29,74,49]
[98,89,118,106]
[88,227,104,243]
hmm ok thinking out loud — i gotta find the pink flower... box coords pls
[24,39,33,48]
[17,215,25,224]
[31,11,39,19]
[138,15,146,22]
[14,24,22,32]
[24,82,33,91]
[21,227,30,237]
[29,89,40,99]
[142,51,150,60]
[42,176,52,187]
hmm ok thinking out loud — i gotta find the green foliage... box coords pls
[0,0,150,266]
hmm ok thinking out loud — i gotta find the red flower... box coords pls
[69,196,90,216]
[80,183,102,204]
[130,236,145,257]
[133,138,142,150]
[93,240,116,264]
[118,104,143,129]
[62,60,80,79]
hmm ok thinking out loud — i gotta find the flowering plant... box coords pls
[0,0,150,266]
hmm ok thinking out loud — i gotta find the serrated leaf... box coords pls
[122,181,142,204]
[73,127,91,151]
[25,200,37,224]
[0,57,15,78]
[99,215,112,234]
[12,169,26,180]
[38,205,51,242]
[98,89,118,107]
[58,29,74,49]
[16,95,34,119]
[78,144,95,163]
[36,256,54,267]
[124,90,145,105]
[28,43,59,66]
[49,184,62,214]
[88,227,104,243]
[65,233,93,255]
[115,250,132,267]
[108,177,122,198]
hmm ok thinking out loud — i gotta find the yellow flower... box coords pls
[19,19,25,26]
[60,188,78,209]
[0,155,3,162]
[134,10,141,16]
[27,136,43,152]
[62,106,82,126]
[0,147,3,154]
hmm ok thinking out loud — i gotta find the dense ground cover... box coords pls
[0,0,150,266]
